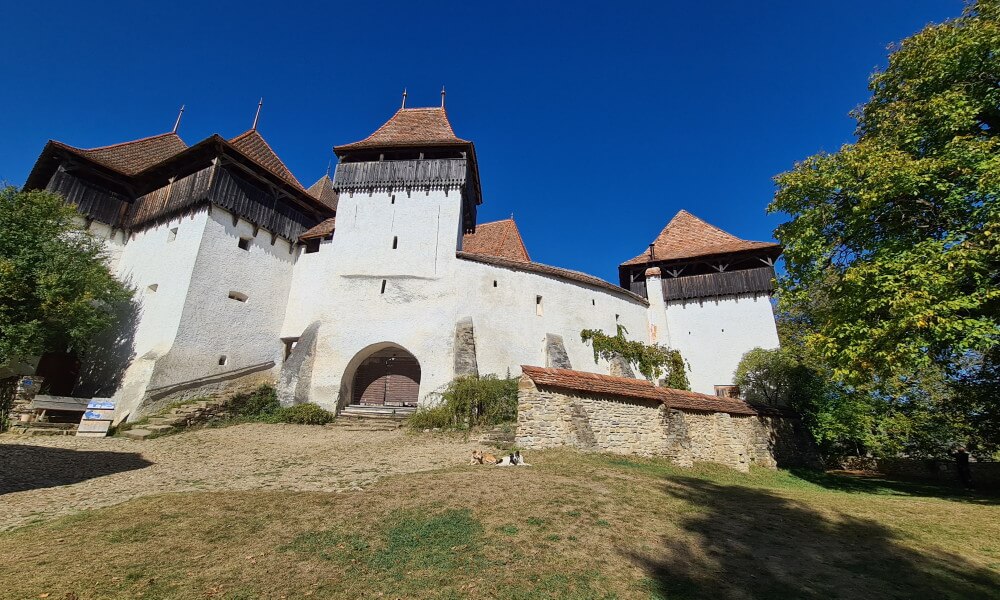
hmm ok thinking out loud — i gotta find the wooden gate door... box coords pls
[352,352,420,407]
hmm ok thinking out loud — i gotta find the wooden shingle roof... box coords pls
[334,107,469,153]
[520,366,759,415]
[52,132,188,176]
[462,218,530,262]
[621,210,780,266]
[229,130,303,189]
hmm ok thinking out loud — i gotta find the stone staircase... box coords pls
[330,404,415,432]
[120,398,229,440]
[6,421,78,436]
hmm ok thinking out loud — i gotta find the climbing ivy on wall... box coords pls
[581,325,690,390]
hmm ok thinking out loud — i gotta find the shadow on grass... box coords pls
[789,468,1000,506]
[631,475,1000,600]
[0,445,151,495]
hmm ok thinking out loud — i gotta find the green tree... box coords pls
[768,1,1000,457]
[769,0,1000,386]
[0,186,132,367]
[581,325,690,389]
[733,347,800,406]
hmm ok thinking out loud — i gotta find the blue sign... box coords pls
[87,400,115,410]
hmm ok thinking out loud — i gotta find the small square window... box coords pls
[167,227,178,242]
[147,284,158,293]
[304,238,320,254]
[238,237,251,251]
[218,355,228,366]
[228,291,248,302]
[493,280,498,288]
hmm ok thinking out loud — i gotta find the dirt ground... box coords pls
[0,424,473,531]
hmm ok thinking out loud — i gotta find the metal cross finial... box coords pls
[172,104,185,134]
[441,85,446,108]
[252,98,263,130]
[401,88,408,109]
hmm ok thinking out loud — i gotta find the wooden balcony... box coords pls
[333,158,468,192]
[661,266,776,301]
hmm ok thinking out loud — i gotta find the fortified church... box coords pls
[23,98,782,423]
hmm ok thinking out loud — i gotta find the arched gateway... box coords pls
[350,347,421,407]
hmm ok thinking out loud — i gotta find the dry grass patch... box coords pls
[0,450,998,599]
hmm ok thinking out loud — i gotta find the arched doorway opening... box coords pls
[351,347,421,407]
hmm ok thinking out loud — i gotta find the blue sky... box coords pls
[1,0,963,282]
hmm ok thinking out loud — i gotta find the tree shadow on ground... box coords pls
[0,445,151,495]
[629,475,1000,599]
[789,468,1000,506]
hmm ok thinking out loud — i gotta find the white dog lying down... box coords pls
[495,450,531,467]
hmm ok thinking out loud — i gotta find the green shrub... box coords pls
[407,404,454,430]
[409,374,518,431]
[227,385,279,418]
[274,403,335,425]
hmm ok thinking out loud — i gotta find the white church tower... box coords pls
[279,98,485,411]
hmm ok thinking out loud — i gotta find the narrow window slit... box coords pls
[380,280,387,294]
[228,291,248,303]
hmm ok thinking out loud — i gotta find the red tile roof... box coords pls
[52,132,188,176]
[520,365,759,415]
[462,218,530,262]
[306,175,339,211]
[621,210,780,266]
[299,217,336,241]
[457,252,647,304]
[229,130,303,189]
[335,107,469,153]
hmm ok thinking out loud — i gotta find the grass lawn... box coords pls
[1,448,998,599]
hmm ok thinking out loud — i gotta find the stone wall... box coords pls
[839,456,1000,490]
[516,377,815,472]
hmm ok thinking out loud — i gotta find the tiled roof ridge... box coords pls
[306,174,339,211]
[621,210,780,266]
[228,129,303,190]
[75,131,186,152]
[47,132,189,176]
[335,106,470,151]
[519,365,759,416]
[501,217,531,262]
[299,217,336,241]
[457,251,648,305]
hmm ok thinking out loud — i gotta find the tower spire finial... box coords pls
[326,159,332,178]
[401,88,407,109]
[440,85,446,108]
[172,104,185,134]
[252,97,263,130]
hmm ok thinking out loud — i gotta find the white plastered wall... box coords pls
[145,207,296,393]
[660,293,780,394]
[93,212,210,418]
[281,188,650,411]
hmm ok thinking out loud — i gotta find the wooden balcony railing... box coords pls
[333,158,468,192]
